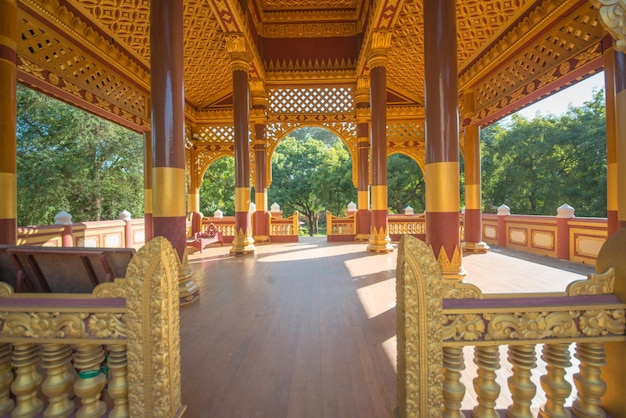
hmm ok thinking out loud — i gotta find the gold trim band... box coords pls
[426,162,460,213]
[255,192,267,211]
[188,193,200,212]
[144,189,153,213]
[358,190,369,210]
[617,90,626,218]
[0,172,16,218]
[464,184,481,210]
[152,168,186,217]
[608,162,617,210]
[371,185,387,211]
[236,187,250,211]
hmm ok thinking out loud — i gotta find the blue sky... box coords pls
[514,72,605,119]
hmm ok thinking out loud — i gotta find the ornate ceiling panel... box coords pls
[385,0,538,106]
[68,0,233,109]
[15,0,607,130]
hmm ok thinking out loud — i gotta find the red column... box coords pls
[355,123,371,240]
[367,32,392,253]
[228,36,255,255]
[615,48,626,230]
[0,0,17,245]
[253,124,270,241]
[150,0,199,303]
[463,122,489,253]
[603,35,618,235]
[424,0,464,279]
[143,132,153,241]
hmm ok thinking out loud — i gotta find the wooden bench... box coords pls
[186,222,224,253]
[0,245,135,293]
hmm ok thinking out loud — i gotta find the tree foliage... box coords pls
[199,157,236,216]
[17,85,144,226]
[482,90,606,217]
[387,154,425,214]
[268,129,359,235]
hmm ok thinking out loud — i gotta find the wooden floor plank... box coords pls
[180,238,593,417]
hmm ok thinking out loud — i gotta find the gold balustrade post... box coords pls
[106,344,129,418]
[442,346,465,418]
[572,342,607,418]
[507,344,537,418]
[41,343,75,418]
[11,343,43,417]
[0,343,14,415]
[73,344,107,418]
[539,343,572,418]
[472,345,501,418]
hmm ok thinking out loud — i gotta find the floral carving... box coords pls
[0,312,89,339]
[567,267,615,296]
[591,0,626,52]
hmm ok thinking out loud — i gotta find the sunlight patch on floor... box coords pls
[382,335,398,373]
[356,278,396,319]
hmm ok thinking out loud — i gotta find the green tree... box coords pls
[312,141,356,216]
[269,135,329,235]
[199,157,235,216]
[387,154,425,214]
[482,90,606,216]
[17,85,144,226]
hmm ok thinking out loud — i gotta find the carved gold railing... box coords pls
[269,211,299,242]
[0,237,185,418]
[326,210,356,241]
[203,216,236,242]
[396,230,626,418]
[388,214,426,241]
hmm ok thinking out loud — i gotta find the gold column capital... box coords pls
[368,31,392,69]
[250,79,267,110]
[355,76,370,108]
[226,34,251,72]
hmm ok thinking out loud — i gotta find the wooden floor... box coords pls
[179,237,594,418]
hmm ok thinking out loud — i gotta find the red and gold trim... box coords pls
[616,49,626,229]
[0,0,18,245]
[604,35,618,235]
[425,163,459,213]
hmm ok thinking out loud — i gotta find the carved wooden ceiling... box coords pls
[15,0,605,133]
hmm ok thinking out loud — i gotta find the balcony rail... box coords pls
[395,230,626,418]
[202,216,236,243]
[0,237,185,418]
[388,213,426,241]
[269,211,299,242]
[326,211,356,241]
[17,218,145,249]
[202,212,299,243]
[483,212,607,265]
[17,207,608,265]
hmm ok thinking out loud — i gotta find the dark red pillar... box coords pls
[0,0,17,245]
[367,32,392,253]
[228,36,255,255]
[150,0,199,302]
[424,0,464,279]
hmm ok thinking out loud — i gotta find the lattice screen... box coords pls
[268,87,354,115]
[196,125,235,142]
[474,6,601,109]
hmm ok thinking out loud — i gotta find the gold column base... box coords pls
[253,234,271,242]
[462,241,490,254]
[440,266,467,282]
[367,233,393,253]
[230,234,256,255]
[354,233,371,242]
[178,251,200,305]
